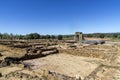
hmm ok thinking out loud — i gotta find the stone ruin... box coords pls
[74,32,105,45]
[74,32,84,42]
[0,45,59,68]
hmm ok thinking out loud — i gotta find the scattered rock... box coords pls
[0,73,2,77]
[0,53,3,56]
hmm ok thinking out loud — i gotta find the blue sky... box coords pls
[0,0,120,35]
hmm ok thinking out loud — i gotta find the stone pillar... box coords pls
[74,32,83,42]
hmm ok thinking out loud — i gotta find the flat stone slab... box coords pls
[23,53,103,79]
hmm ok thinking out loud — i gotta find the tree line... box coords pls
[84,33,120,39]
[0,33,63,40]
[0,32,120,40]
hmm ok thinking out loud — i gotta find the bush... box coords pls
[57,35,63,40]
[99,34,105,38]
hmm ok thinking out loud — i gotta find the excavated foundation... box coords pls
[23,53,104,80]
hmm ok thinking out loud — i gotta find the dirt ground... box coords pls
[0,40,120,80]
[23,53,103,80]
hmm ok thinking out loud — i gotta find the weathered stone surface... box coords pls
[24,54,102,80]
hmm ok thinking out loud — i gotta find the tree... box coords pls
[10,33,14,40]
[57,35,63,40]
[26,33,40,39]
[99,34,105,38]
[14,34,20,39]
[51,35,56,39]
[40,35,46,39]
[32,33,40,39]
[87,34,93,38]
[2,33,10,39]
[46,35,51,39]
[0,33,2,39]
[112,34,118,38]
